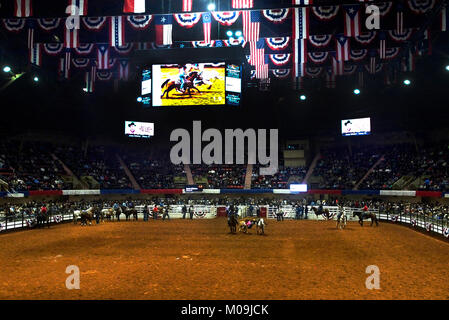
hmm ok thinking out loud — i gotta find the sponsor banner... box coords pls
[28,190,63,196]
[308,189,342,195]
[379,190,416,197]
[62,190,101,195]
[220,189,273,194]
[5,193,26,198]
[342,190,380,195]
[140,189,184,194]
[445,193,449,198]
[202,189,220,194]
[100,189,140,195]
[415,191,442,198]
[273,189,291,194]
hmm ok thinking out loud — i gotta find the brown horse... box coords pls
[228,214,238,234]
[311,207,331,220]
[353,211,379,227]
[160,71,201,99]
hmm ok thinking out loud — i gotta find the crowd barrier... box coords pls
[1,189,448,198]
[1,205,448,241]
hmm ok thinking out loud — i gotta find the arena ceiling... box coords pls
[0,0,449,140]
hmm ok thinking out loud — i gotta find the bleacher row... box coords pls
[1,188,448,198]
[1,140,448,192]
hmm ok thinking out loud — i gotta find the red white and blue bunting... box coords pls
[269,54,291,66]
[309,34,332,47]
[174,13,202,28]
[376,2,394,17]
[407,0,435,14]
[350,49,368,61]
[308,51,328,64]
[262,9,290,23]
[211,11,240,26]
[265,37,290,51]
[389,28,414,41]
[344,65,357,75]
[192,40,215,48]
[2,18,26,32]
[354,31,377,44]
[224,37,246,47]
[443,227,449,238]
[72,57,90,68]
[82,16,107,31]
[312,6,340,21]
[43,43,63,55]
[97,70,113,81]
[384,47,401,60]
[127,15,153,29]
[113,43,134,54]
[426,222,433,232]
[74,43,94,55]
[272,69,291,79]
[37,18,61,31]
[305,66,322,77]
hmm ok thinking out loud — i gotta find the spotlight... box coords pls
[235,31,242,37]
[207,3,216,11]
[445,65,449,71]
[226,30,233,37]
[354,89,361,95]
[3,66,11,73]
[33,76,39,82]
[83,88,88,92]
[300,95,307,101]
[137,97,143,103]
[403,79,411,86]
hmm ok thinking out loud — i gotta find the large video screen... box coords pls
[341,118,371,136]
[144,62,241,107]
[125,121,154,138]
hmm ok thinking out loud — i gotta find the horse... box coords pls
[101,208,115,221]
[160,71,201,99]
[79,207,95,226]
[336,213,347,229]
[255,218,266,235]
[353,211,379,227]
[36,210,50,228]
[120,206,138,221]
[193,70,223,90]
[228,214,239,234]
[311,207,331,220]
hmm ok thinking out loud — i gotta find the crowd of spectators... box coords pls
[191,164,247,189]
[251,165,307,189]
[122,153,185,189]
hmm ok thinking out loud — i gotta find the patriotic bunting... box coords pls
[211,11,240,26]
[174,13,202,28]
[83,17,107,30]
[266,37,290,51]
[262,9,290,23]
[127,15,152,29]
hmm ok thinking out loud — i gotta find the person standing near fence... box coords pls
[152,204,158,220]
[189,205,194,220]
[182,204,187,219]
[162,205,170,221]
[143,204,148,221]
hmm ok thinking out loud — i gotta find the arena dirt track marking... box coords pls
[1,219,449,300]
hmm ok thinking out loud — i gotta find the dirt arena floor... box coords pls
[1,218,449,300]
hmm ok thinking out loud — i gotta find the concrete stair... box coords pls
[184,164,195,185]
[302,153,321,185]
[244,164,253,189]
[354,155,385,190]
[116,154,141,190]
[51,153,88,189]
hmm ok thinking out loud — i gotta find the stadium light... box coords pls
[403,79,411,86]
[3,66,11,73]
[207,3,216,11]
[83,88,88,92]
[137,96,143,103]
[445,65,449,71]
[300,95,307,101]
[235,31,242,37]
[354,89,361,95]
[33,76,39,82]
[226,30,233,37]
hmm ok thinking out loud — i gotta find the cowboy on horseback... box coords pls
[178,66,187,93]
